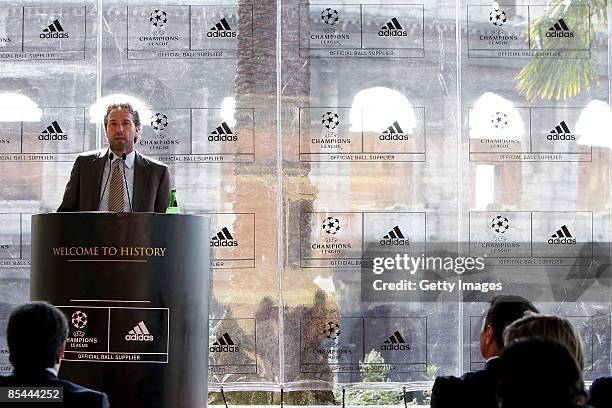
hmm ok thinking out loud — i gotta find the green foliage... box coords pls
[426,363,439,381]
[334,350,408,406]
[361,349,392,382]
[515,0,607,101]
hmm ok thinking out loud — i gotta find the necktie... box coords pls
[108,160,124,212]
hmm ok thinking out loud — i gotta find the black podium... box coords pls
[30,212,210,408]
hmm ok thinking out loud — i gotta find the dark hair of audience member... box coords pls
[497,337,586,408]
[6,301,68,373]
[485,295,539,348]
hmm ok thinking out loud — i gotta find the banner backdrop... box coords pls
[0,0,610,396]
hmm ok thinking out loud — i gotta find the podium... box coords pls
[30,212,209,408]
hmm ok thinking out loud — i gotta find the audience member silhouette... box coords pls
[497,337,586,408]
[431,295,538,408]
[0,301,109,407]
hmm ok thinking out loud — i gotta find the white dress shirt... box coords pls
[98,149,135,212]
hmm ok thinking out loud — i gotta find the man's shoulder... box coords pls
[434,360,501,386]
[56,377,106,396]
[47,378,109,407]
[76,149,106,161]
[431,375,466,408]
[0,373,108,405]
[433,366,493,386]
[431,363,502,408]
[461,361,501,385]
[433,374,464,387]
[136,151,168,169]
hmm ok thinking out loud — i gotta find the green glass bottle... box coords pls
[165,189,181,214]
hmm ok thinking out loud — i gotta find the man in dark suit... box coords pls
[589,376,612,408]
[430,295,539,408]
[0,301,109,407]
[58,102,171,213]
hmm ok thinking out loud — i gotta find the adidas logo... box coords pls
[125,321,154,342]
[39,121,67,141]
[546,19,574,38]
[378,17,407,37]
[380,331,411,351]
[211,227,239,247]
[210,332,240,352]
[548,225,576,245]
[379,121,409,141]
[547,121,575,141]
[380,226,409,246]
[208,121,237,142]
[41,19,69,39]
[207,18,236,38]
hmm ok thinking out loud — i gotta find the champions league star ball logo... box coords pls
[321,111,340,130]
[322,217,340,235]
[321,8,339,25]
[71,310,88,330]
[151,113,168,133]
[150,9,167,29]
[489,8,507,26]
[323,321,340,340]
[491,216,510,234]
[491,112,508,129]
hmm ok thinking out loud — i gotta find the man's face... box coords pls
[105,109,140,155]
[479,313,498,359]
[479,319,487,356]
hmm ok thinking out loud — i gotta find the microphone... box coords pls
[96,152,114,211]
[121,153,133,212]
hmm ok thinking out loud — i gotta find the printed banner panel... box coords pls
[0,213,32,267]
[209,318,257,375]
[59,306,170,364]
[207,213,256,269]
[0,108,87,162]
[139,108,255,163]
[300,211,427,268]
[127,5,253,59]
[300,316,427,374]
[467,4,591,58]
[299,107,426,162]
[469,211,593,266]
[469,107,592,162]
[300,3,425,58]
[0,6,86,60]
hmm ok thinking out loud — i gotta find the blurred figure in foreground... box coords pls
[498,337,587,408]
[0,301,109,407]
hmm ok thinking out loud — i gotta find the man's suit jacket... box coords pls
[431,358,502,408]
[58,149,171,213]
[0,369,109,407]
